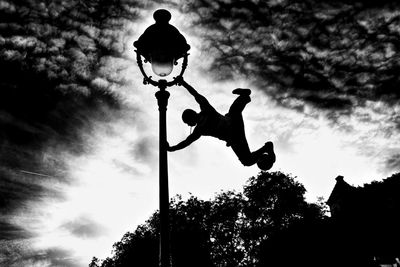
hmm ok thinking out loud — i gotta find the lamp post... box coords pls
[133,9,190,267]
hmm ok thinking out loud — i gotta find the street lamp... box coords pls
[133,9,190,267]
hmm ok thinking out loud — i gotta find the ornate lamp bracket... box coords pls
[135,50,189,89]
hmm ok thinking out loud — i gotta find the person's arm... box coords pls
[178,78,210,109]
[167,131,201,152]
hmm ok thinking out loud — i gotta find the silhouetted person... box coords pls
[167,78,276,170]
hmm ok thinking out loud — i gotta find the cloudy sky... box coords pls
[1,0,400,266]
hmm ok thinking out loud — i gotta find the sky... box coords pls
[1,0,400,266]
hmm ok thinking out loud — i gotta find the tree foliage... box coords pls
[90,171,326,267]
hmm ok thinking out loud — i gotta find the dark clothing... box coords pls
[193,94,262,166]
[169,80,273,168]
[194,105,231,142]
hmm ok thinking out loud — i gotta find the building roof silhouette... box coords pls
[326,173,400,266]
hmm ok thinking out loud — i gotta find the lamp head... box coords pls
[134,9,190,77]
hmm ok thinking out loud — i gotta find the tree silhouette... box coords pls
[325,174,400,266]
[241,172,325,265]
[90,172,326,267]
[91,171,400,266]
[259,173,400,267]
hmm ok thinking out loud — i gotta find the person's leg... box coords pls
[231,141,253,166]
[229,112,268,167]
[227,89,274,167]
[225,91,250,147]
[228,93,251,115]
[232,143,273,167]
[228,108,253,165]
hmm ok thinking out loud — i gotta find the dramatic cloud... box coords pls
[0,244,80,267]
[2,0,400,265]
[0,222,32,240]
[0,168,59,214]
[178,0,400,116]
[0,0,152,265]
[384,153,400,173]
[62,216,106,239]
[174,0,400,173]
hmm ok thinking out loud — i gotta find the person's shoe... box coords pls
[264,141,276,162]
[232,88,251,96]
[257,142,276,171]
[257,153,275,171]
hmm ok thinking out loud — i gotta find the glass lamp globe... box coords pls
[151,53,174,77]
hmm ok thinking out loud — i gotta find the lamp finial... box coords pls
[153,9,171,24]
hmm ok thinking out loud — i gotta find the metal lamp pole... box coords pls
[155,80,170,267]
[133,9,190,267]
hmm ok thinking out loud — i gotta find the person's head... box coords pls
[182,109,198,126]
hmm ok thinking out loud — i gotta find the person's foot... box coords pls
[264,141,276,162]
[257,142,276,171]
[232,88,251,96]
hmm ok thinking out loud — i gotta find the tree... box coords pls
[242,172,325,265]
[89,257,100,267]
[258,173,400,267]
[91,172,326,266]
